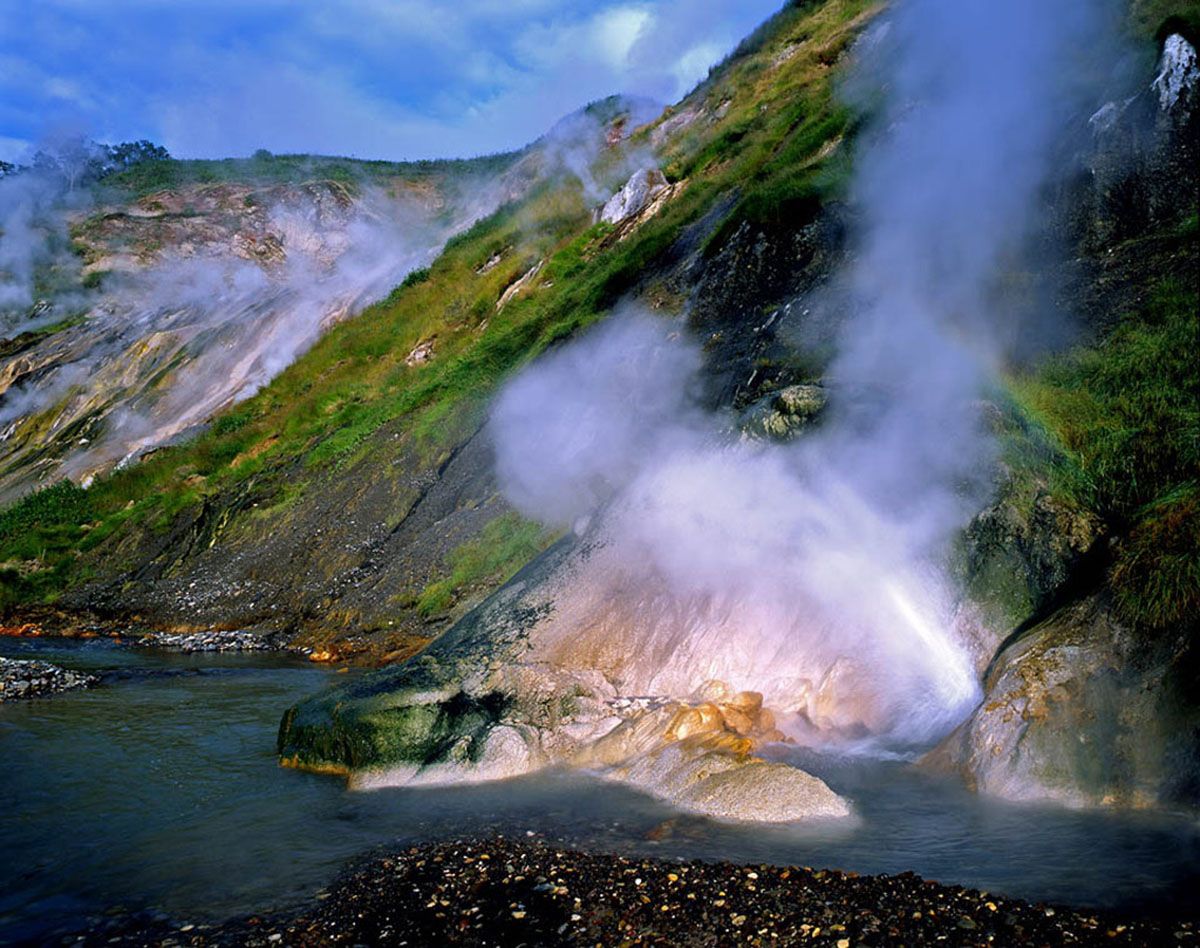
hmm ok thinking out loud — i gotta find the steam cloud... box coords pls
[492,0,1118,753]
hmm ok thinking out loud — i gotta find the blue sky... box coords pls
[0,0,782,163]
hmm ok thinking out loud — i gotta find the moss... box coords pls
[278,684,511,771]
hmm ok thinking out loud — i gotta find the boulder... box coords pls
[738,383,827,442]
[924,594,1200,809]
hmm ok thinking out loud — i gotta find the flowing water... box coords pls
[2,638,1198,943]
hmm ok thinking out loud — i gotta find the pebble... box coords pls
[140,630,272,654]
[68,836,1200,947]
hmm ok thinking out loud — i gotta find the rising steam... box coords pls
[492,0,1118,754]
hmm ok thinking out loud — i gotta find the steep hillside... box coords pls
[0,148,544,504]
[0,0,878,657]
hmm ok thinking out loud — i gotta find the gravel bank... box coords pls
[141,629,278,653]
[75,836,1197,946]
[0,656,98,701]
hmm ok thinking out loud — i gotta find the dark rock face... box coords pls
[958,479,1106,634]
[1064,33,1199,257]
[927,595,1200,809]
[72,422,512,658]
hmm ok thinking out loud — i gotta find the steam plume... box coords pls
[492,0,1119,753]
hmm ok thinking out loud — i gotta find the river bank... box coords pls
[74,835,1199,947]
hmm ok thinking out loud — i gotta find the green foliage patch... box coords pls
[1009,275,1199,629]
[416,513,555,617]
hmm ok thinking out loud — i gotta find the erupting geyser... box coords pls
[493,0,1118,757]
[493,313,982,754]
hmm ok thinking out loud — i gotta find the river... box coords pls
[2,637,1198,943]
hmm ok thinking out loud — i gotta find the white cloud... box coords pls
[592,6,654,69]
[0,0,783,160]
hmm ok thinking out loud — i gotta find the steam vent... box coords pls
[2,0,1198,943]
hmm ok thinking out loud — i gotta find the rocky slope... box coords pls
[0,155,537,505]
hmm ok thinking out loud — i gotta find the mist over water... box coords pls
[493,0,1121,753]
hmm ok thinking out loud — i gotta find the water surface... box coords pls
[2,637,1198,943]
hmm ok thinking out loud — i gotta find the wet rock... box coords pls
[925,594,1200,809]
[957,474,1105,633]
[738,383,827,441]
[0,656,98,701]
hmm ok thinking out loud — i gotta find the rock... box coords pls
[600,169,669,224]
[0,656,98,701]
[957,475,1105,634]
[405,339,435,366]
[738,383,827,441]
[278,528,851,822]
[142,629,273,653]
[924,594,1200,809]
[1152,33,1199,114]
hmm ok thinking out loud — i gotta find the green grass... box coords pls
[1008,275,1199,629]
[415,514,556,617]
[99,150,518,199]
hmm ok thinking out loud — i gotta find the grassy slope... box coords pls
[0,0,877,616]
[1,0,1195,639]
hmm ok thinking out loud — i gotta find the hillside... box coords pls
[1,0,1198,806]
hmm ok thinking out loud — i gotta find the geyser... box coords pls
[494,313,979,752]
[493,0,1118,754]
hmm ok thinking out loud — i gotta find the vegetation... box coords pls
[100,149,518,199]
[415,514,556,617]
[1009,272,1199,629]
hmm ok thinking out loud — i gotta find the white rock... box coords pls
[1152,33,1199,112]
[600,169,669,224]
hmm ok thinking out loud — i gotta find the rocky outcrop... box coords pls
[957,473,1106,633]
[0,656,98,701]
[278,530,851,823]
[1070,32,1198,255]
[600,169,669,224]
[738,383,827,441]
[925,594,1200,809]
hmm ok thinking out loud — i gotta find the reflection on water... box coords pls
[2,638,1198,943]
